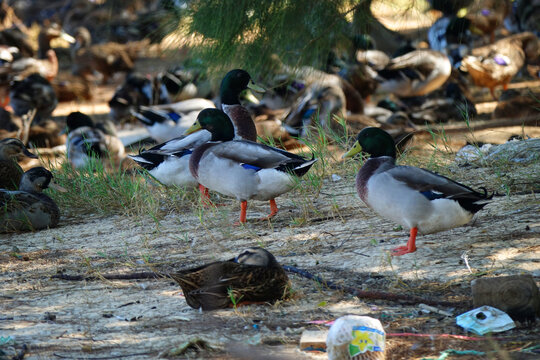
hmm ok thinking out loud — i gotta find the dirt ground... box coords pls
[2,6,540,360]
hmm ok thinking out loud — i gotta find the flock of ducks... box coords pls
[1,0,537,310]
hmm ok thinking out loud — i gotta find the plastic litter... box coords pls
[456,306,515,335]
[326,315,385,360]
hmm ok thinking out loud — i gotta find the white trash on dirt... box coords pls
[456,305,516,335]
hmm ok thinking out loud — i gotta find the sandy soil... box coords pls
[2,9,540,360]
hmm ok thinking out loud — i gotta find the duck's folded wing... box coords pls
[0,191,41,211]
[210,140,309,169]
[148,130,213,155]
[388,165,488,199]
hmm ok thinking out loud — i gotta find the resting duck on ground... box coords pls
[181,109,317,224]
[108,72,170,123]
[461,32,540,100]
[374,49,452,98]
[131,98,216,143]
[342,127,491,256]
[0,167,61,232]
[9,73,58,122]
[0,137,37,190]
[170,247,290,311]
[71,26,147,84]
[65,111,125,169]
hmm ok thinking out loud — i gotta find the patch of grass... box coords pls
[46,155,198,221]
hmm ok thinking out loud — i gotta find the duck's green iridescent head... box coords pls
[220,69,265,105]
[342,127,396,159]
[185,108,235,141]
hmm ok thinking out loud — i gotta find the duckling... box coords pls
[461,32,540,99]
[170,247,290,311]
[182,109,317,223]
[342,127,491,256]
[65,111,125,169]
[0,167,60,232]
[375,49,452,98]
[0,137,37,190]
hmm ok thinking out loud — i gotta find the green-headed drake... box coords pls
[170,247,290,311]
[220,69,264,142]
[154,108,316,223]
[129,108,235,188]
[1,167,61,232]
[0,138,38,190]
[343,127,491,256]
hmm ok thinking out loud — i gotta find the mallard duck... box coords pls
[65,111,125,169]
[461,32,539,99]
[375,49,452,98]
[1,167,60,232]
[219,69,264,142]
[342,127,491,256]
[9,73,58,122]
[181,109,317,223]
[428,16,475,67]
[128,108,230,188]
[169,247,290,311]
[466,0,512,43]
[0,137,37,190]
[71,26,147,84]
[108,72,171,123]
[131,98,216,143]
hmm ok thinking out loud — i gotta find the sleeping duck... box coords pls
[461,32,540,99]
[180,109,317,223]
[342,127,491,256]
[170,247,290,311]
[0,137,38,190]
[375,49,452,98]
[1,167,60,232]
[65,111,125,169]
[128,108,229,188]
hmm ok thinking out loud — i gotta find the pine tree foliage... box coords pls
[169,0,375,77]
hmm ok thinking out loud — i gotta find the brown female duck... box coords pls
[0,138,38,190]
[170,247,290,311]
[1,166,60,232]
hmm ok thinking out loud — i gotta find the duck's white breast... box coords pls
[252,169,295,201]
[150,155,197,188]
[366,172,475,234]
[197,152,259,201]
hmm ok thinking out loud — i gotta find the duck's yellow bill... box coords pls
[341,140,362,159]
[247,80,265,93]
[241,89,260,105]
[184,121,202,135]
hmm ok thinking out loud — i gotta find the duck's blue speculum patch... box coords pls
[420,190,445,200]
[241,163,261,171]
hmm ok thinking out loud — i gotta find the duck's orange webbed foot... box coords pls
[258,199,278,221]
[233,201,248,226]
[391,227,418,256]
